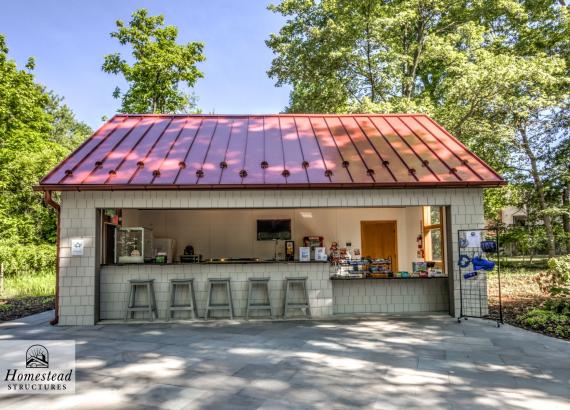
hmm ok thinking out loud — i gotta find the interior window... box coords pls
[423,206,444,270]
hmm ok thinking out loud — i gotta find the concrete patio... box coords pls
[0,312,569,410]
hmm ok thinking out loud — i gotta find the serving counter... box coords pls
[99,262,333,320]
[99,261,450,320]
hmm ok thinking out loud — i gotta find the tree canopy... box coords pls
[267,0,570,255]
[102,8,205,114]
[0,35,91,244]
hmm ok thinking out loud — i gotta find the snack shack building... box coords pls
[36,114,505,326]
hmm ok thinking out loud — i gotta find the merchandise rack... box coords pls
[457,228,503,326]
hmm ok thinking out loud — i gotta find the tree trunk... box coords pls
[563,180,570,254]
[364,6,376,102]
[519,125,556,257]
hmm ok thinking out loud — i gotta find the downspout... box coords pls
[44,191,60,325]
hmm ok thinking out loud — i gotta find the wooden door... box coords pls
[360,221,398,270]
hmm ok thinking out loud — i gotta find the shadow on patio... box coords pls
[1,313,569,409]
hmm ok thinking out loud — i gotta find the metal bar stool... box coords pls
[166,279,198,320]
[125,279,158,321]
[283,277,311,319]
[204,278,234,320]
[246,277,274,319]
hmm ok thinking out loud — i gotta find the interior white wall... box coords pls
[122,207,423,272]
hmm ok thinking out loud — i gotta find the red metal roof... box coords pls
[37,114,505,190]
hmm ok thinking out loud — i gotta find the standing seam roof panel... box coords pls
[309,117,352,184]
[325,117,373,183]
[280,117,308,184]
[154,118,203,185]
[263,117,286,184]
[130,118,187,185]
[176,119,218,185]
[84,117,156,185]
[294,117,330,184]
[370,117,437,182]
[355,117,416,183]
[220,118,248,185]
[413,116,498,180]
[43,116,126,184]
[198,118,233,185]
[63,116,141,184]
[340,116,395,183]
[243,117,265,185]
[111,118,172,184]
[38,114,505,189]
[384,116,457,182]
[400,116,478,182]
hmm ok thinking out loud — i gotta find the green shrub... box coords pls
[518,308,570,338]
[0,241,56,277]
[533,255,570,296]
[544,298,570,315]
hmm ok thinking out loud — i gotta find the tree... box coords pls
[267,0,569,255]
[548,132,570,253]
[0,35,91,244]
[102,8,205,114]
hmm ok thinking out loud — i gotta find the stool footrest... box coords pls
[126,307,154,312]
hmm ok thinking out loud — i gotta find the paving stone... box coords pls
[1,312,570,409]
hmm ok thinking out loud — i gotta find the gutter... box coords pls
[43,191,60,326]
[32,180,507,192]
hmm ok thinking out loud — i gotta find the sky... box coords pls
[0,0,291,129]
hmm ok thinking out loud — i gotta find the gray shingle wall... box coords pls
[57,188,484,325]
[332,279,449,314]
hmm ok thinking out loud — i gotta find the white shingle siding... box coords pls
[57,188,484,325]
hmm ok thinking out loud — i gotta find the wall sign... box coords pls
[71,239,84,256]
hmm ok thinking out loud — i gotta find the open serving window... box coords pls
[98,206,449,279]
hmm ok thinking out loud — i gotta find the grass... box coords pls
[1,271,55,298]
[0,271,55,321]
[488,267,545,301]
[490,255,548,269]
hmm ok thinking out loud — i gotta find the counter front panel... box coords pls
[332,278,449,314]
[100,263,450,320]
[100,263,333,320]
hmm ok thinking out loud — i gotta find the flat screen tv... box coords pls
[257,219,291,240]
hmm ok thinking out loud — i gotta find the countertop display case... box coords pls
[115,227,154,264]
[330,257,447,280]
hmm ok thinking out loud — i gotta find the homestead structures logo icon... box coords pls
[0,340,75,394]
[26,345,49,368]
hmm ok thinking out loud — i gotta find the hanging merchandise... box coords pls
[463,271,478,280]
[472,256,495,271]
[458,255,471,268]
[480,240,497,253]
[457,228,503,326]
[466,231,481,248]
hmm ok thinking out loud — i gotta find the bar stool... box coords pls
[246,277,274,319]
[125,279,158,321]
[204,278,234,320]
[166,279,198,320]
[283,277,311,319]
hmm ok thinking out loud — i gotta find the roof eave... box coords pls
[33,180,507,192]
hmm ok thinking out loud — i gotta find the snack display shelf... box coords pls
[330,276,448,280]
